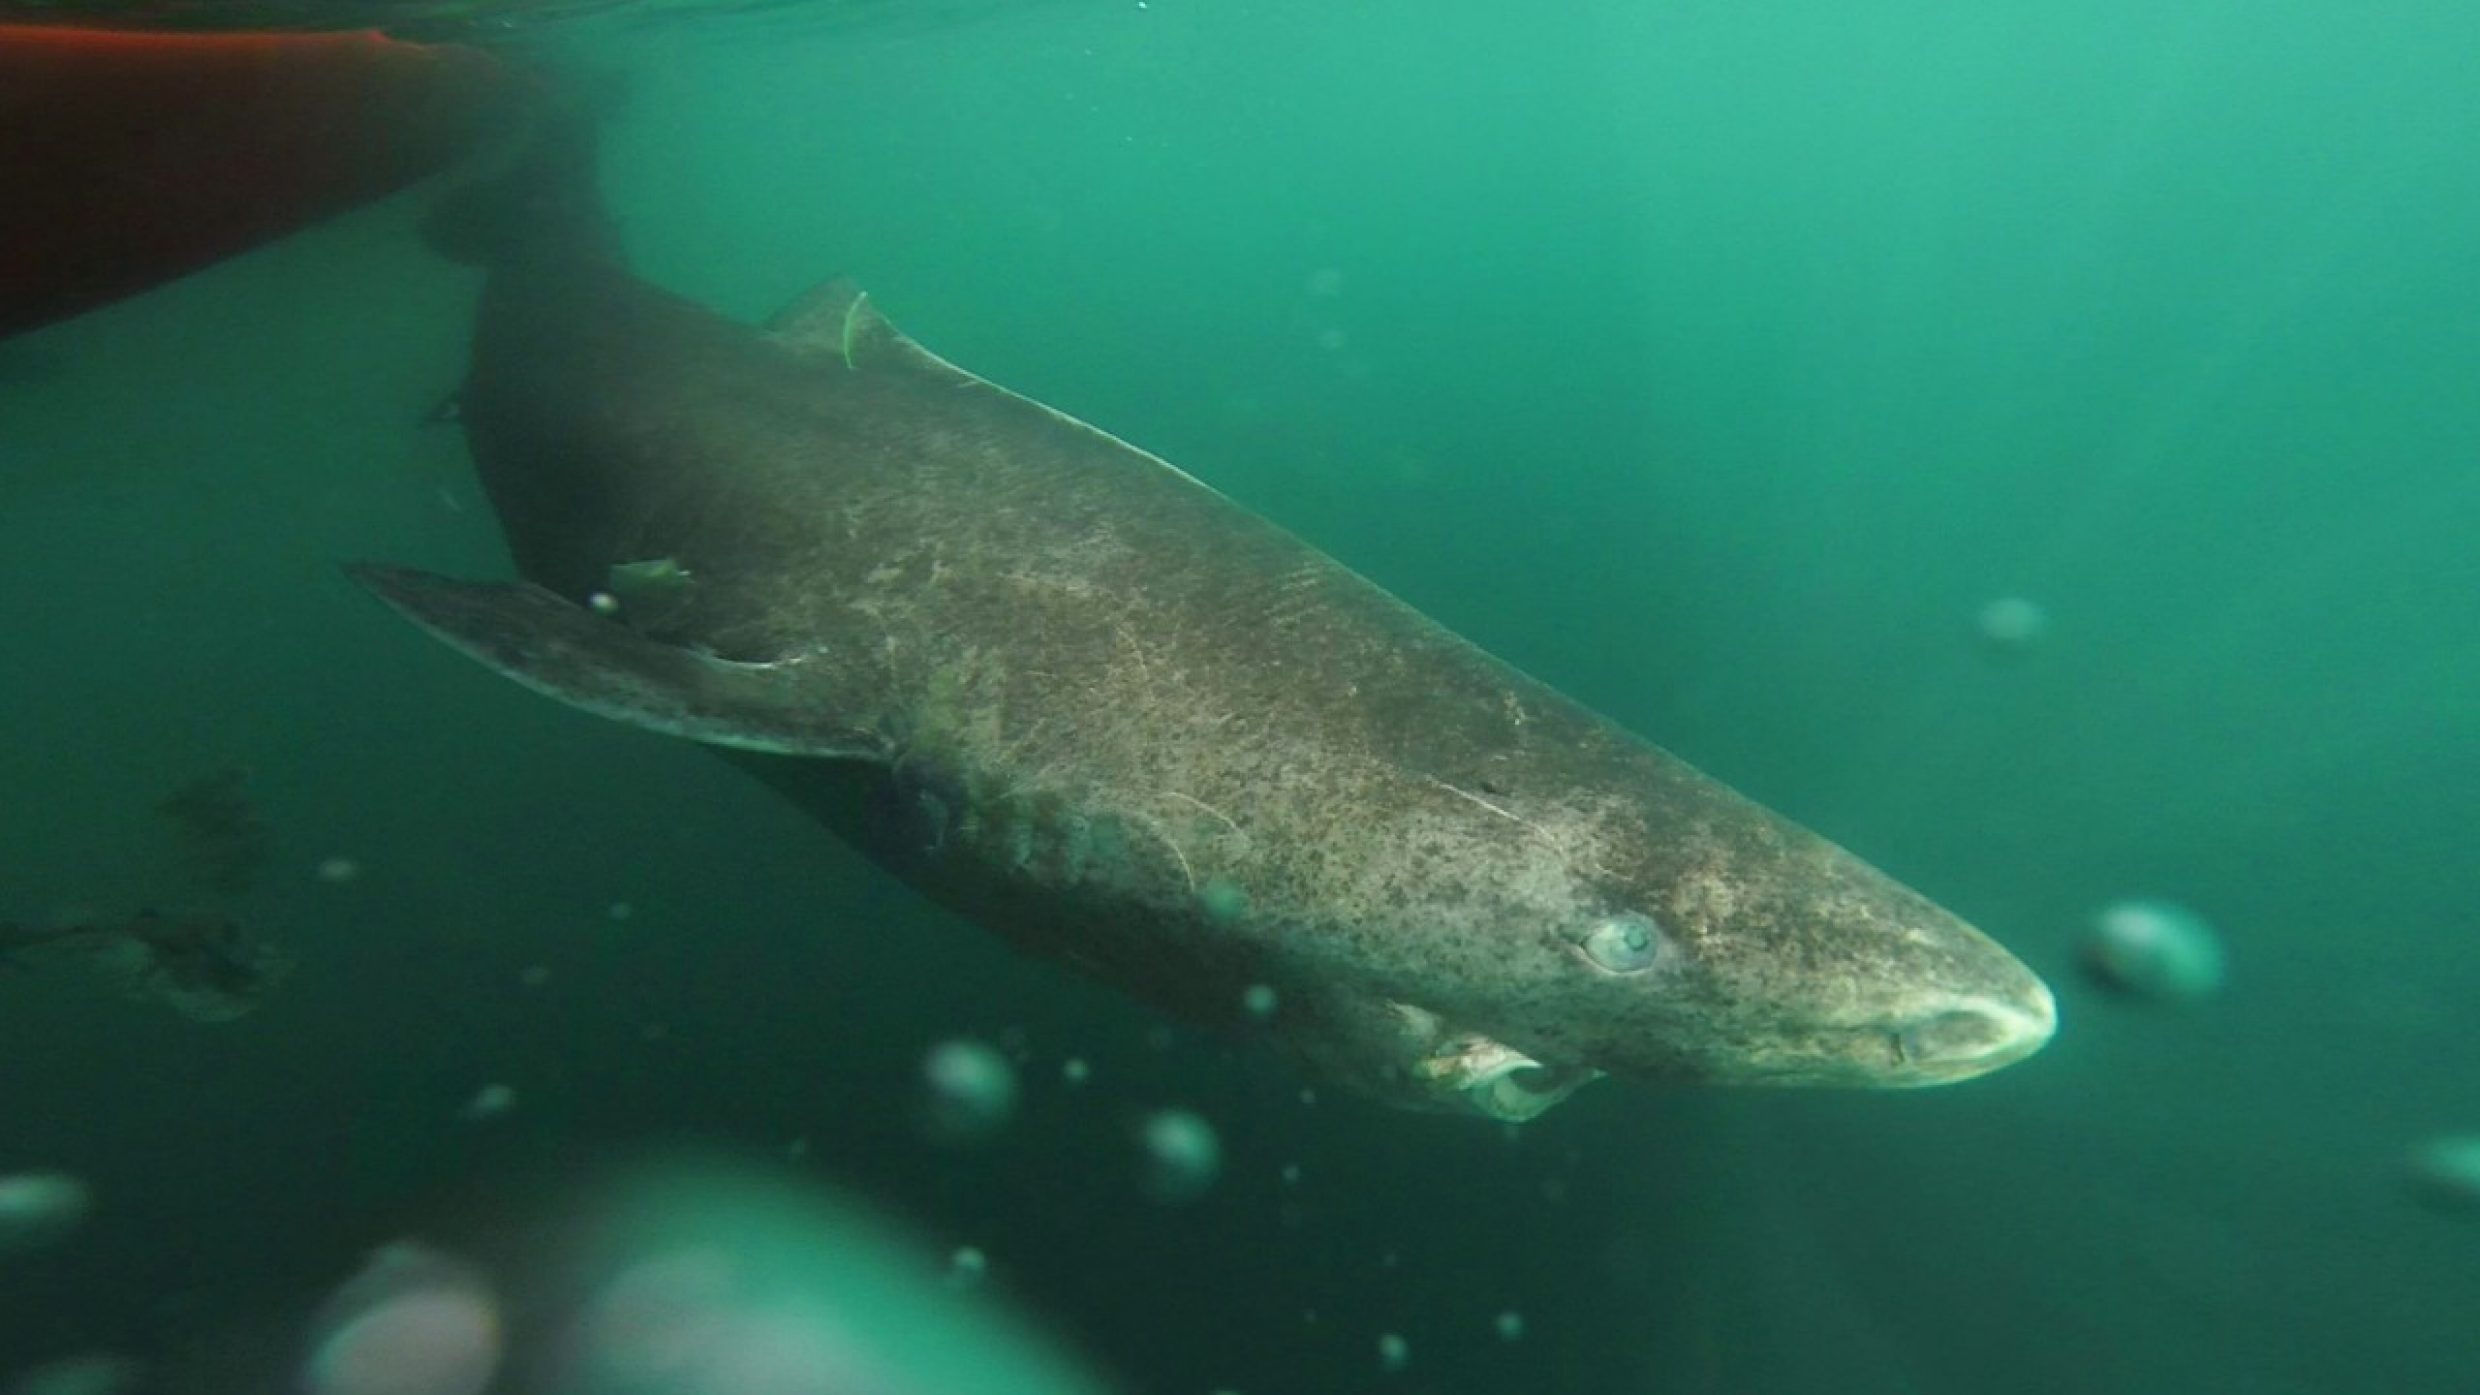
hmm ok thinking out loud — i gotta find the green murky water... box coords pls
[4,1,2475,1391]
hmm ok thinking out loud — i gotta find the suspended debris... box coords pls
[1,910,290,1022]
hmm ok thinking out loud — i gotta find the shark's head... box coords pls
[1272,744,2057,1122]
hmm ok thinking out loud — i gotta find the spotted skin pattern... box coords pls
[357,256,2055,1120]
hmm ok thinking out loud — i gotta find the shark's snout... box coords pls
[1891,976,2057,1083]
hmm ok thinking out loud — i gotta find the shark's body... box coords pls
[357,154,2053,1120]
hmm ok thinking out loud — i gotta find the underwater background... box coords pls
[4,0,2477,1390]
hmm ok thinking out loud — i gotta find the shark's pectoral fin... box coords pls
[345,564,881,760]
[765,277,973,383]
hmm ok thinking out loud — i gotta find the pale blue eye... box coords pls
[1581,913,1662,974]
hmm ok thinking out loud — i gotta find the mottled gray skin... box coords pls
[356,225,2054,1120]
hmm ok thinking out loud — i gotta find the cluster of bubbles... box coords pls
[1959,593,2475,1210]
[917,1037,1225,1207]
[0,1159,1177,1395]
[1965,583,2475,1229]
[1967,596,2233,1011]
[2062,893,2480,1218]
[286,1159,1110,1395]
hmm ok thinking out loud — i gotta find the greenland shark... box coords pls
[351,131,2055,1121]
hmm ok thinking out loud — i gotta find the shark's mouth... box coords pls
[1412,1032,1604,1122]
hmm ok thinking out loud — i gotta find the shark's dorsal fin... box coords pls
[766,277,1232,500]
[766,277,963,380]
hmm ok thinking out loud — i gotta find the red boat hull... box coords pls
[0,25,528,337]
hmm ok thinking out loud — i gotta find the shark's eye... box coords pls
[1580,912,1663,974]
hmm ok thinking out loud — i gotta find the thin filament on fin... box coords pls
[840,290,872,370]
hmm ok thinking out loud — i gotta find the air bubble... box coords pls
[923,1039,1019,1143]
[1137,1109,1221,1204]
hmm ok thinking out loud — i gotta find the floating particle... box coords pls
[461,1084,516,1122]
[301,1243,499,1395]
[9,1353,141,1395]
[2402,1135,2480,1213]
[517,965,551,989]
[947,1246,989,1289]
[1061,1057,1091,1086]
[1279,1163,1301,1186]
[605,901,634,922]
[1316,327,1348,353]
[1306,267,1346,298]
[1493,1310,1525,1341]
[1298,1088,1317,1107]
[1241,984,1279,1018]
[923,1039,1019,1143]
[2081,899,2225,1002]
[0,1171,91,1254]
[1200,878,1250,925]
[1376,1332,1409,1373]
[1137,1109,1222,1204]
[587,592,619,615]
[316,857,363,885]
[1974,595,2050,653]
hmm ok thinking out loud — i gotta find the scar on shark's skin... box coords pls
[1129,809,1199,893]
[1415,777,1622,891]
[350,125,2056,1120]
[1110,621,1155,686]
[1162,790,1248,848]
[1420,774,1575,855]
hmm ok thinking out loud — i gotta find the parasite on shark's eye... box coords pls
[1579,912,1664,974]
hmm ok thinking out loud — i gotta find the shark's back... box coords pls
[460,265,1614,812]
